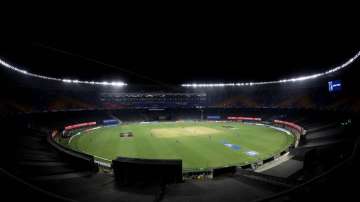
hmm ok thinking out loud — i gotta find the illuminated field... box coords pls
[64,121,295,171]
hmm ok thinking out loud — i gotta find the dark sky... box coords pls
[1,11,359,86]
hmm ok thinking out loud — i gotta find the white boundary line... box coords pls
[268,125,292,135]
[68,126,102,144]
[66,127,112,166]
[68,132,82,144]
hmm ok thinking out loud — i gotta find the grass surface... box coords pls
[64,121,294,170]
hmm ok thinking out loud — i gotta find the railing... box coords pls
[236,168,299,188]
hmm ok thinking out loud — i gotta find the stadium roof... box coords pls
[1,13,359,87]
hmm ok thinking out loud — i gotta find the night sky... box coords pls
[1,12,359,86]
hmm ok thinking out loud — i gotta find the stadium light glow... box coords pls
[0,58,127,87]
[182,50,360,88]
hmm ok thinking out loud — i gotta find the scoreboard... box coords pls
[328,80,342,92]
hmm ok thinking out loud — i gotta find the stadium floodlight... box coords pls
[181,50,360,88]
[0,58,127,87]
[62,79,72,83]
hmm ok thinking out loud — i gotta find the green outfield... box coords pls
[62,121,294,171]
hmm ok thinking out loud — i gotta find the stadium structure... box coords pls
[1,49,360,202]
